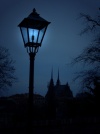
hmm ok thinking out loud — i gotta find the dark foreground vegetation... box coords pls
[0,93,100,134]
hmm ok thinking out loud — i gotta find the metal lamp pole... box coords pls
[28,52,35,133]
[29,52,35,111]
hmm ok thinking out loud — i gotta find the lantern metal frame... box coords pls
[18,8,50,54]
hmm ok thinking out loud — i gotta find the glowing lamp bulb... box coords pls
[32,35,34,42]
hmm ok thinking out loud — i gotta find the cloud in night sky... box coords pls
[0,0,99,96]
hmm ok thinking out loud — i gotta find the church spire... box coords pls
[56,68,60,86]
[51,67,53,80]
[49,68,54,87]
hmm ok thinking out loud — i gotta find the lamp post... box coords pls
[18,8,50,132]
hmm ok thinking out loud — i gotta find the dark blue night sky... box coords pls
[0,0,99,96]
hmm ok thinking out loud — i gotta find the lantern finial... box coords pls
[32,8,39,16]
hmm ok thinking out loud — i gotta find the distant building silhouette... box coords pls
[45,69,73,119]
[46,69,73,99]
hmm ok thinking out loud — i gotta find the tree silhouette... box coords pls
[0,46,16,91]
[73,8,100,97]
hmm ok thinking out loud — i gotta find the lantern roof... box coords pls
[18,8,50,30]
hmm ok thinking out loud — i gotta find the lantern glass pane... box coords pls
[38,27,45,44]
[28,28,39,43]
[21,27,28,44]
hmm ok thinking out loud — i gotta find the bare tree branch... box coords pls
[0,46,16,90]
[72,9,100,96]
[80,12,100,35]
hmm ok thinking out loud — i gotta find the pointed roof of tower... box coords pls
[56,68,60,86]
[49,68,54,86]
[51,67,53,80]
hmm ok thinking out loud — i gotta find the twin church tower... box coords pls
[45,69,73,100]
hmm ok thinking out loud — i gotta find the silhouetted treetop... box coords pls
[0,46,16,91]
[79,9,100,35]
[72,8,100,97]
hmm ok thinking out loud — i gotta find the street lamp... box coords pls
[18,8,50,130]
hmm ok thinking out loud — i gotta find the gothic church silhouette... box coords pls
[45,69,73,100]
[45,69,73,118]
